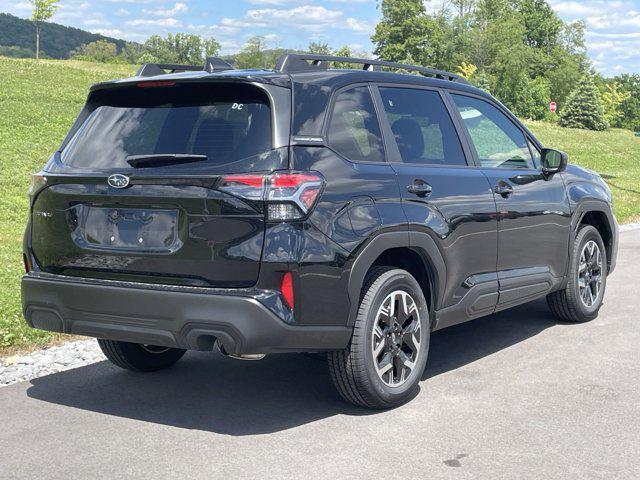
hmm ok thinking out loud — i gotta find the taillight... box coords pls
[23,253,31,274]
[218,174,265,200]
[218,171,324,221]
[280,272,294,310]
[28,174,47,197]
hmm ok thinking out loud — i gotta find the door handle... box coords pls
[407,180,432,197]
[494,183,514,198]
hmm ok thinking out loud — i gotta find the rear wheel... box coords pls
[547,225,607,323]
[98,339,186,372]
[328,267,430,409]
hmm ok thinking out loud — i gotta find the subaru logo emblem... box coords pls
[108,174,130,189]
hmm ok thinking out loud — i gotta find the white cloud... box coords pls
[84,18,111,26]
[143,2,189,17]
[245,0,299,4]
[547,1,640,74]
[125,17,182,27]
[213,5,372,37]
[12,2,31,10]
[344,17,372,33]
[549,1,606,16]
[90,28,124,37]
[246,6,343,24]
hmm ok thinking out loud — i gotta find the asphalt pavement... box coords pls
[1,231,639,479]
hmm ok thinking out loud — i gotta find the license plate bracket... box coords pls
[71,205,181,254]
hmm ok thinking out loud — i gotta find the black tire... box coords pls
[328,267,430,409]
[547,224,607,323]
[98,339,186,372]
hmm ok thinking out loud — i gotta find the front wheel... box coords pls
[98,339,186,372]
[547,225,607,323]
[328,267,430,409]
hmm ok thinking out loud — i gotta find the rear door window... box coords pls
[327,86,385,162]
[378,87,466,166]
[60,83,272,171]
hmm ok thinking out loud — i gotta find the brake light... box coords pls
[218,171,324,221]
[137,81,176,88]
[280,272,294,310]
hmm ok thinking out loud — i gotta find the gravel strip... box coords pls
[0,339,104,387]
[2,223,639,388]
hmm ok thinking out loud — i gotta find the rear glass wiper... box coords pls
[126,154,208,168]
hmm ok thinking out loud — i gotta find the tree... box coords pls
[457,61,477,80]
[331,46,357,68]
[119,42,143,64]
[612,74,640,131]
[234,36,269,69]
[308,42,332,55]
[71,40,118,62]
[371,0,589,116]
[140,33,220,65]
[517,76,552,120]
[30,0,59,60]
[472,71,492,93]
[450,0,477,17]
[600,81,632,126]
[371,0,432,65]
[558,75,608,131]
[513,0,563,51]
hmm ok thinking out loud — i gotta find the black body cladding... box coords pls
[22,55,618,356]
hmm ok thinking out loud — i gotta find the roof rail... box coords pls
[274,54,469,84]
[136,57,234,77]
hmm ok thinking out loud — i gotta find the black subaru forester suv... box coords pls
[22,55,618,408]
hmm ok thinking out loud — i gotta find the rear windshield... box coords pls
[60,83,272,170]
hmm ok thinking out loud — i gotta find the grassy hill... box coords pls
[0,13,130,59]
[0,57,136,353]
[0,56,638,354]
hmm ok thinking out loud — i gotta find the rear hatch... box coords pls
[30,81,289,287]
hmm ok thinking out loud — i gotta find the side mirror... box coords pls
[541,148,568,176]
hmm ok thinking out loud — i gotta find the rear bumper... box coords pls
[21,273,351,354]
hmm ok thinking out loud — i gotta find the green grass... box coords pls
[0,57,136,353]
[0,56,639,354]
[525,120,640,223]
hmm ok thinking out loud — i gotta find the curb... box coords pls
[620,222,640,232]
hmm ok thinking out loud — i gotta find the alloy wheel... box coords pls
[578,240,603,308]
[371,290,422,387]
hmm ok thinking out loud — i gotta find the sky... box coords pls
[1,0,639,76]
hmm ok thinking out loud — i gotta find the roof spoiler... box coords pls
[136,57,234,77]
[274,54,469,84]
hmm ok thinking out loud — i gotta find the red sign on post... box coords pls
[550,101,557,113]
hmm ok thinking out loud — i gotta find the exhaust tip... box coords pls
[217,341,266,361]
[228,353,267,361]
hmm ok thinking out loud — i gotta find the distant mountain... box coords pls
[0,12,130,59]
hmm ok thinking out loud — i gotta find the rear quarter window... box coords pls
[326,86,385,163]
